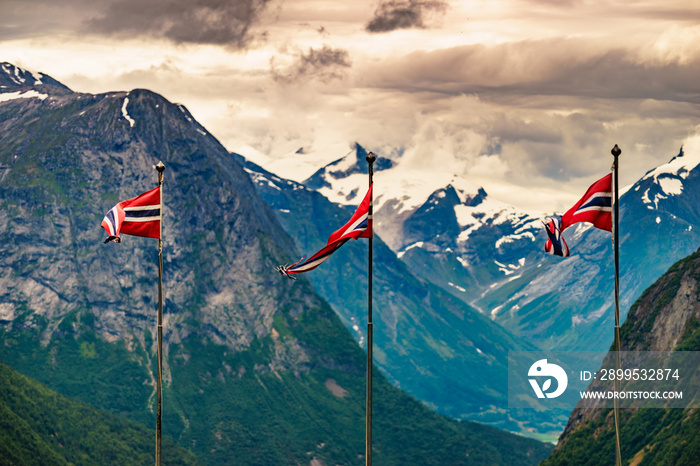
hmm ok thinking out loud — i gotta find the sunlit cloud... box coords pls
[2,0,700,210]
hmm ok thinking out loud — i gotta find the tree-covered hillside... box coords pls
[0,362,199,465]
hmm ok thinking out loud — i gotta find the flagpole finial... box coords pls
[366,151,376,164]
[155,161,165,173]
[611,145,621,157]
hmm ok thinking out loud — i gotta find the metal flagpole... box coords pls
[155,161,165,466]
[365,151,375,466]
[611,145,622,466]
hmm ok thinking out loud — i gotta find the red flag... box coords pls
[277,184,372,278]
[543,217,570,257]
[543,174,612,257]
[560,173,612,232]
[101,187,161,243]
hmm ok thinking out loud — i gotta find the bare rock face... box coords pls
[620,264,700,352]
[0,73,313,371]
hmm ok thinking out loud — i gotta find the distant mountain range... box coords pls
[238,153,571,437]
[0,61,552,464]
[240,136,700,444]
[266,141,700,355]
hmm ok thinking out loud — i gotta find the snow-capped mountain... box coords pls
[238,154,570,437]
[479,145,700,350]
[0,62,72,98]
[298,143,547,311]
[635,144,700,215]
[254,141,700,354]
[304,145,539,252]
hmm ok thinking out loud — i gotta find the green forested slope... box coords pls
[0,362,199,465]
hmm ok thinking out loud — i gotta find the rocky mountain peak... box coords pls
[0,62,73,96]
[0,77,301,359]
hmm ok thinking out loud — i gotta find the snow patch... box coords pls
[327,151,356,174]
[642,149,700,183]
[495,232,535,248]
[13,66,23,84]
[397,241,424,259]
[0,90,48,102]
[494,260,514,275]
[177,104,193,122]
[121,97,135,127]
[31,71,43,85]
[494,259,525,276]
[447,282,466,292]
[260,177,281,191]
[657,177,683,196]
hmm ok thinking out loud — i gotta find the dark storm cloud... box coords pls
[271,45,351,83]
[83,0,272,47]
[366,0,447,33]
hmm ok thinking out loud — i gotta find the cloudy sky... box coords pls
[3,0,700,211]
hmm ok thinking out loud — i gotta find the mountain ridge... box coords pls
[0,62,552,464]
[258,141,700,354]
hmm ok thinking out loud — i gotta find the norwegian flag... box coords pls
[560,173,612,232]
[101,187,161,243]
[543,216,569,257]
[277,184,372,278]
[543,173,612,257]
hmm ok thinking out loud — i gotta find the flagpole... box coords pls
[365,151,375,466]
[611,145,622,466]
[155,161,165,466]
